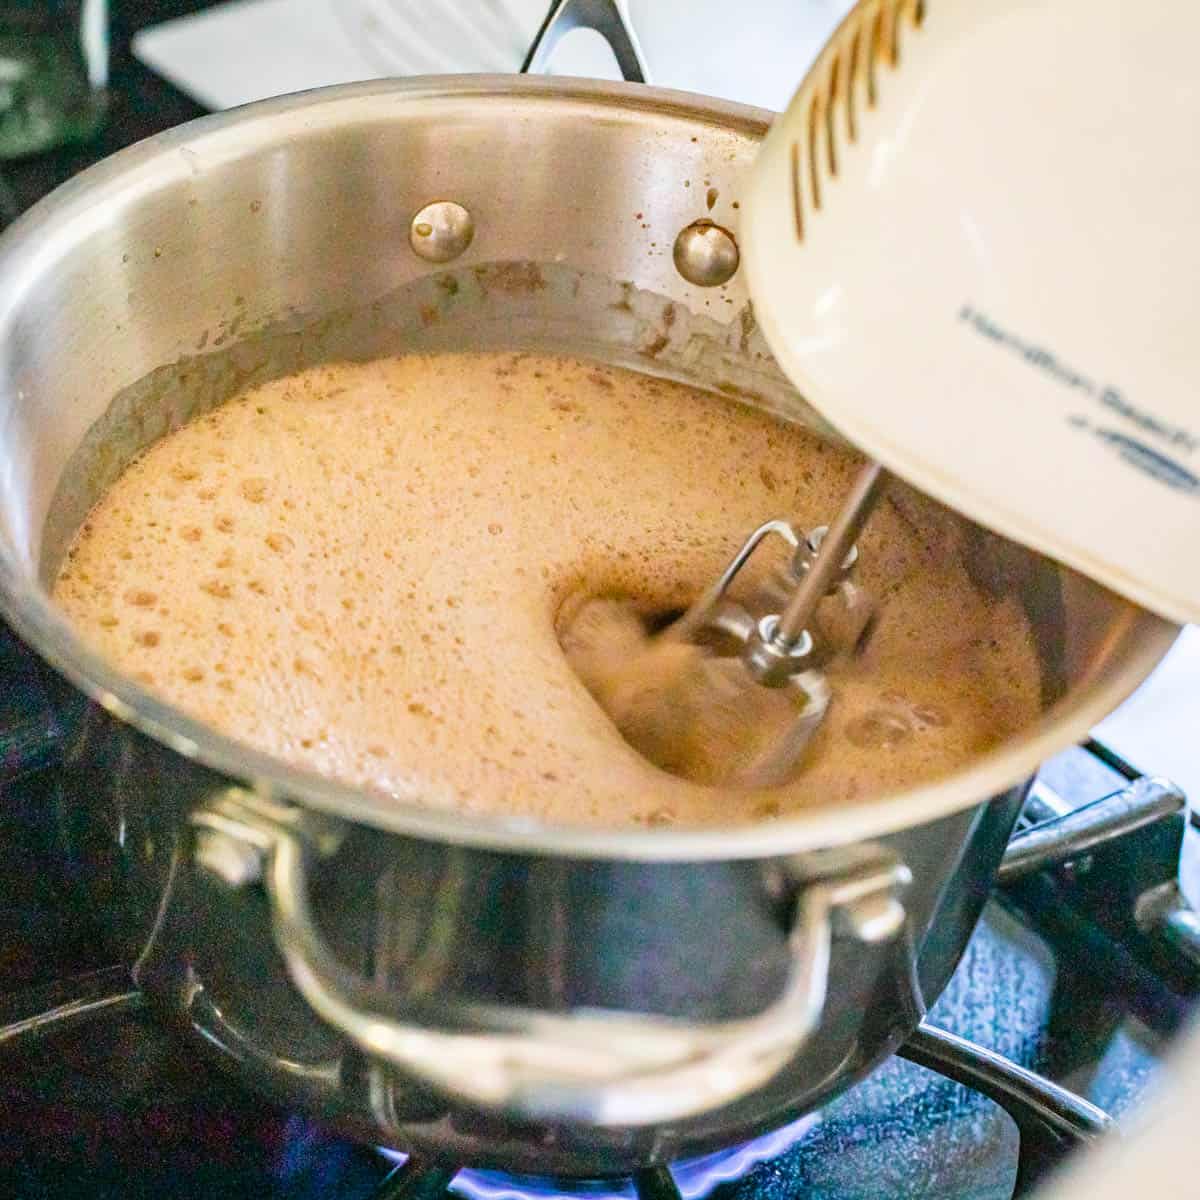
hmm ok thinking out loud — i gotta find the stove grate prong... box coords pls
[899,1021,1111,1199]
[372,1159,459,1200]
[633,1165,684,1200]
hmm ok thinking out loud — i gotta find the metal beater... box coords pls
[664,462,887,786]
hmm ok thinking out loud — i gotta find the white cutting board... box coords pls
[743,0,1200,627]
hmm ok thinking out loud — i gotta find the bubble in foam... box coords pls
[844,708,913,750]
[914,703,950,728]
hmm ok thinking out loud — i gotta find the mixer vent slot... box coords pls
[790,0,925,241]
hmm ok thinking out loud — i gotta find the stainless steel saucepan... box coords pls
[0,1,1176,1178]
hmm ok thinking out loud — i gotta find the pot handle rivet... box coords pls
[835,890,908,943]
[673,221,740,288]
[194,826,265,888]
[409,201,475,264]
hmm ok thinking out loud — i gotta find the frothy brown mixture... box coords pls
[53,353,1043,827]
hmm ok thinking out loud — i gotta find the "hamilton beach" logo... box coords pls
[958,305,1198,495]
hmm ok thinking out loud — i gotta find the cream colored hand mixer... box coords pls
[618,0,1200,785]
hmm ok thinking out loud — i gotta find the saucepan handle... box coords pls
[521,0,650,84]
[194,793,911,1126]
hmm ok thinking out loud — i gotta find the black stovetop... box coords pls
[2,12,1199,1198]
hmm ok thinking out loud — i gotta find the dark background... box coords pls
[4,0,210,217]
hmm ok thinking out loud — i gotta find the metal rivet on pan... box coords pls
[409,201,475,263]
[673,220,739,287]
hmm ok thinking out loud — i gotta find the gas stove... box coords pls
[2,7,1199,1199]
[2,620,1198,1200]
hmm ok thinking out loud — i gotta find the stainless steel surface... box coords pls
[784,519,877,656]
[1021,777,1076,822]
[196,787,913,1126]
[1001,768,1200,1002]
[773,462,885,651]
[664,474,882,784]
[0,75,1178,1169]
[800,526,859,575]
[735,649,832,788]
[522,0,648,82]
[1158,903,1200,968]
[408,199,475,263]
[112,731,1016,1171]
[998,777,1186,883]
[671,519,803,644]
[0,966,141,1046]
[737,465,884,721]
[672,220,740,288]
[664,516,833,786]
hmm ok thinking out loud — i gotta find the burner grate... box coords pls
[378,1162,461,1200]
[361,1020,1113,1200]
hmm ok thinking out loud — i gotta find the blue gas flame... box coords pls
[379,1114,819,1200]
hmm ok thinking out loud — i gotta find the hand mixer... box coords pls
[625,460,888,789]
[741,0,1200,629]
[653,0,1200,783]
[582,0,1200,785]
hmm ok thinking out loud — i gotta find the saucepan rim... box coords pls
[0,76,1179,861]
